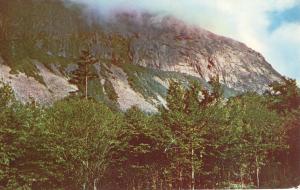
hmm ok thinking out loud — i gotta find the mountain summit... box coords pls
[0,0,282,111]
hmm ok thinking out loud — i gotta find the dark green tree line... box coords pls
[0,77,298,189]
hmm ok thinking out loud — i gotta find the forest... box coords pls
[0,76,300,189]
[0,1,299,189]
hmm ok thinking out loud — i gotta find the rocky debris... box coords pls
[153,76,169,89]
[0,57,53,104]
[0,57,77,104]
[108,65,158,112]
[35,61,77,101]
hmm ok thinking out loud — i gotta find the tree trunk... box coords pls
[256,167,260,188]
[85,74,88,99]
[179,168,183,190]
[256,156,260,188]
[191,147,195,190]
[240,168,244,188]
[152,170,158,190]
[93,178,98,190]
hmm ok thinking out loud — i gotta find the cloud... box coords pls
[268,23,300,83]
[64,0,300,84]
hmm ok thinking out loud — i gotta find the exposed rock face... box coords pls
[107,65,158,112]
[0,0,282,111]
[116,15,282,93]
[0,56,77,104]
[0,58,52,104]
[35,62,78,101]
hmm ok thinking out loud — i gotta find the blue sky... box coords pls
[266,2,300,83]
[269,4,300,31]
[66,0,300,84]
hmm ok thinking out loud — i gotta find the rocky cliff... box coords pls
[0,0,282,111]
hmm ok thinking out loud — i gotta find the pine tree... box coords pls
[201,75,223,106]
[69,50,98,99]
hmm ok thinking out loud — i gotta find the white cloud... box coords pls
[267,23,300,84]
[65,0,300,84]
[185,0,300,84]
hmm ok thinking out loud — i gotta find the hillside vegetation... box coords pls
[0,1,299,189]
[0,78,299,189]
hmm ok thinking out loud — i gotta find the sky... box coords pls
[65,0,300,84]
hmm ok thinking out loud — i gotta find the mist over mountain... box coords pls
[0,0,282,111]
[1,2,300,189]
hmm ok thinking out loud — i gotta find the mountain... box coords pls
[0,0,282,112]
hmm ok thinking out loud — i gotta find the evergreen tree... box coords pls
[69,50,98,99]
[162,80,187,189]
[201,75,223,106]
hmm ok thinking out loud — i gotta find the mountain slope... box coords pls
[0,0,282,111]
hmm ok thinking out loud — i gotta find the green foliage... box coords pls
[106,107,169,189]
[1,1,295,188]
[0,78,296,189]
[0,0,79,80]
[69,50,98,99]
[43,98,121,189]
[120,64,169,100]
[263,78,300,187]
[162,79,227,189]
[104,80,118,102]
[224,94,286,188]
[267,78,300,112]
[0,87,60,189]
[0,87,122,189]
[0,82,15,108]
[120,63,208,101]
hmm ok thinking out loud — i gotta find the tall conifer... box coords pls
[69,50,98,99]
